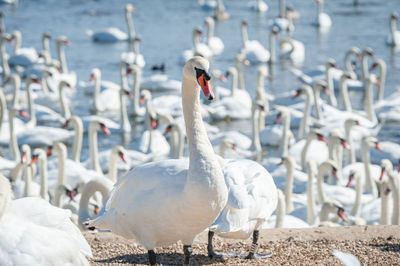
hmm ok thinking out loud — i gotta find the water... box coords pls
[1,0,399,161]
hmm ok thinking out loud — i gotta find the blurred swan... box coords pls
[204,17,224,55]
[386,12,400,47]
[8,30,38,67]
[314,0,332,29]
[249,0,268,12]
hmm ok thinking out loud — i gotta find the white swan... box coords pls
[121,36,146,68]
[214,0,230,21]
[8,30,38,66]
[370,59,386,101]
[380,159,400,225]
[0,174,92,265]
[204,16,224,55]
[279,37,305,64]
[240,20,270,63]
[56,36,77,87]
[164,121,185,159]
[87,57,228,265]
[180,28,213,64]
[314,0,332,29]
[386,12,400,47]
[91,4,136,42]
[249,0,268,12]
[89,68,121,113]
[0,33,12,83]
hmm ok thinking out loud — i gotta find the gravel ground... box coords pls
[86,225,400,265]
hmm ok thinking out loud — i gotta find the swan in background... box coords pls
[249,0,268,12]
[216,137,236,158]
[214,0,230,21]
[89,68,121,113]
[199,0,217,10]
[380,159,400,225]
[163,121,185,159]
[209,69,229,101]
[91,4,136,42]
[0,175,93,265]
[61,115,83,163]
[314,0,332,29]
[360,47,375,81]
[370,59,386,101]
[0,33,12,84]
[88,57,229,266]
[180,28,212,64]
[56,36,77,87]
[204,17,224,55]
[29,148,51,201]
[279,37,305,64]
[121,36,146,68]
[386,12,400,47]
[343,46,361,80]
[4,107,29,161]
[207,158,277,259]
[240,20,270,63]
[8,30,38,66]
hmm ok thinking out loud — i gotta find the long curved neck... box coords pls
[0,91,5,136]
[108,151,118,183]
[71,118,83,163]
[0,39,10,80]
[230,70,238,95]
[325,66,337,107]
[57,42,68,73]
[13,33,21,54]
[361,52,369,81]
[301,136,313,170]
[89,124,103,175]
[55,147,67,207]
[8,112,19,161]
[269,31,276,63]
[42,37,51,59]
[364,78,377,123]
[172,124,184,159]
[93,73,101,113]
[380,180,390,225]
[241,25,248,48]
[181,77,226,213]
[125,9,135,40]
[235,61,246,91]
[59,82,71,119]
[144,100,154,154]
[251,106,263,162]
[388,172,400,225]
[376,62,386,101]
[316,166,327,204]
[207,21,214,45]
[362,142,377,197]
[275,190,285,228]
[256,70,265,89]
[298,91,311,140]
[23,165,33,197]
[351,175,362,217]
[38,153,49,200]
[344,123,356,165]
[344,50,356,74]
[281,113,290,156]
[312,87,322,120]
[120,90,131,133]
[131,70,142,116]
[306,162,317,224]
[11,76,20,108]
[284,161,294,213]
[339,77,352,111]
[26,81,36,127]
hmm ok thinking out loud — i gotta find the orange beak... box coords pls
[118,151,127,163]
[139,95,145,104]
[337,208,348,222]
[29,155,38,166]
[380,167,386,181]
[47,146,53,157]
[232,144,237,151]
[100,124,111,135]
[346,174,354,187]
[293,89,301,99]
[19,110,30,118]
[150,117,158,129]
[163,126,172,136]
[65,40,71,46]
[317,134,328,143]
[89,74,94,82]
[274,113,282,124]
[340,139,350,150]
[21,152,27,163]
[198,74,214,101]
[375,142,383,151]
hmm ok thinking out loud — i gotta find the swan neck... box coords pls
[312,87,322,119]
[230,69,238,95]
[14,32,21,54]
[344,123,355,165]
[0,91,5,135]
[362,142,377,197]
[325,66,337,107]
[120,90,131,132]
[59,83,71,119]
[306,162,317,224]
[57,42,68,73]
[8,112,20,161]
[361,53,369,80]
[351,175,362,217]
[71,118,83,163]
[269,31,276,63]
[125,9,135,40]
[279,0,286,18]
[11,76,20,108]
[281,113,290,156]
[108,151,118,183]
[241,25,248,48]
[284,161,294,213]
[38,154,48,200]
[93,72,101,112]
[207,21,214,45]
[377,62,386,101]
[364,79,377,123]
[275,190,285,228]
[0,39,10,79]
[89,123,103,174]
[316,167,326,204]
[380,181,390,225]
[339,77,352,111]
[131,70,142,116]
[26,81,36,127]
[301,136,312,170]
[251,106,263,161]
[298,91,311,139]
[23,165,33,197]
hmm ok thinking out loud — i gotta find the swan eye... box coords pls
[194,67,210,81]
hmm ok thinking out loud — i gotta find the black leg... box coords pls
[148,250,156,266]
[183,245,192,265]
[207,231,223,258]
[245,230,259,259]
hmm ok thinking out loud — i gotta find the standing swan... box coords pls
[88,57,228,265]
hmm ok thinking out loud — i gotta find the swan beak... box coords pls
[274,113,282,124]
[139,95,145,104]
[100,124,111,135]
[375,142,383,151]
[231,144,237,151]
[65,40,72,46]
[346,173,354,187]
[356,55,362,62]
[293,89,301,98]
[19,110,30,118]
[124,90,133,99]
[47,146,53,157]
[94,206,100,215]
[33,78,41,85]
[163,125,172,136]
[337,208,348,222]
[219,75,227,83]
[197,73,214,101]
[340,139,350,150]
[355,120,360,126]
[379,167,386,181]
[332,168,338,179]
[322,86,329,95]
[61,120,69,128]
[20,152,27,164]
[29,155,38,166]
[150,117,158,129]
[89,74,95,82]
[317,134,328,143]
[370,63,377,71]
[118,151,127,163]
[243,59,251,66]
[277,159,284,166]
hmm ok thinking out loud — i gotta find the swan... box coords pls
[380,159,400,225]
[249,0,268,12]
[91,4,136,42]
[0,33,12,84]
[314,0,332,29]
[29,148,51,200]
[370,59,386,101]
[86,120,112,175]
[216,138,237,158]
[163,121,185,159]
[5,107,29,161]
[87,57,228,266]
[89,68,121,113]
[207,158,277,259]
[204,17,224,55]
[199,0,217,10]
[279,37,305,64]
[8,30,38,66]
[56,36,77,87]
[0,175,92,265]
[121,36,146,68]
[240,20,270,64]
[344,170,368,225]
[386,12,400,47]
[360,47,375,81]
[207,66,252,121]
[180,28,213,64]
[343,46,361,80]
[61,115,83,163]
[214,0,230,21]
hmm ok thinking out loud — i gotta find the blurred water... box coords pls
[1,0,399,161]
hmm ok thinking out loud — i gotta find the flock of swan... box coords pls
[0,0,399,265]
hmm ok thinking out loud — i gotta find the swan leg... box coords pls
[245,230,259,259]
[148,250,156,266]
[207,230,223,258]
[183,245,192,265]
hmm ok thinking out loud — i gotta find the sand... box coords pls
[86,225,400,265]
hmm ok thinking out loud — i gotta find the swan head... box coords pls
[319,160,338,179]
[11,30,21,41]
[322,200,348,222]
[257,65,270,79]
[183,56,213,101]
[219,138,237,157]
[204,16,214,26]
[380,159,394,181]
[112,145,128,164]
[278,155,296,169]
[140,89,152,104]
[326,58,337,69]
[241,20,248,27]
[211,69,227,82]
[20,144,31,165]
[125,3,136,13]
[363,136,383,151]
[315,0,324,5]
[90,68,101,82]
[273,106,289,124]
[127,64,142,76]
[314,80,328,94]
[42,32,52,40]
[391,12,399,22]
[310,129,328,143]
[235,53,250,66]
[346,169,360,187]
[57,36,71,46]
[362,47,374,58]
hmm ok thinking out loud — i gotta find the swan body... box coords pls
[140,74,181,92]
[91,4,136,42]
[8,30,38,66]
[0,175,92,265]
[88,57,228,265]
